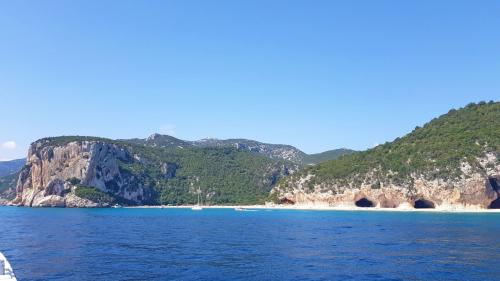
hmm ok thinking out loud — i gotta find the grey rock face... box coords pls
[275,153,500,210]
[192,138,306,163]
[12,140,143,207]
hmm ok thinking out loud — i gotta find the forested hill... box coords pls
[280,101,500,191]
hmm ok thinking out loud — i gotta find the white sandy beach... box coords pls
[125,204,500,213]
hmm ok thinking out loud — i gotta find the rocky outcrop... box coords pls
[11,139,144,207]
[275,153,500,210]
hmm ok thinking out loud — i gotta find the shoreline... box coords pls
[124,204,500,213]
[3,202,499,213]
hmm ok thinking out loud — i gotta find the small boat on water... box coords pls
[235,208,258,212]
[0,252,17,281]
[191,187,203,211]
[112,204,122,208]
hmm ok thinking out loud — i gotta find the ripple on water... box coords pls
[0,207,499,281]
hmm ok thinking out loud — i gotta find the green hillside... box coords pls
[283,101,499,189]
[35,136,295,205]
[120,145,293,205]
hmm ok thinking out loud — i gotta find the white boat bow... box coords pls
[0,252,17,281]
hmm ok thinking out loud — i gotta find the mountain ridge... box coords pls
[0,158,25,177]
[122,134,354,165]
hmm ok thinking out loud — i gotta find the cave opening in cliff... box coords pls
[355,198,374,207]
[489,177,499,192]
[413,199,435,209]
[489,198,500,209]
[280,198,295,205]
[488,178,500,209]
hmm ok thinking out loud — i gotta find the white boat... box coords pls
[191,205,203,211]
[235,208,257,212]
[0,252,17,281]
[191,187,203,211]
[112,204,122,208]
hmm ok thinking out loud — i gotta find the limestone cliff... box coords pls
[12,139,146,207]
[274,102,500,210]
[275,153,500,210]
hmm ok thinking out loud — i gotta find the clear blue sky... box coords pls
[1,0,499,160]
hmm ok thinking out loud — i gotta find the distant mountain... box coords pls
[0,158,25,177]
[0,172,19,200]
[275,101,500,210]
[303,149,356,165]
[192,138,306,163]
[124,134,190,148]
[125,134,353,165]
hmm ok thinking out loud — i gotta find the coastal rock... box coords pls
[65,193,107,208]
[35,195,66,207]
[11,140,143,207]
[275,154,500,210]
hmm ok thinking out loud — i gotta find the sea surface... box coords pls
[0,207,499,281]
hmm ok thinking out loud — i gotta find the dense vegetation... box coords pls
[117,145,291,205]
[75,185,115,204]
[283,101,500,189]
[37,136,294,205]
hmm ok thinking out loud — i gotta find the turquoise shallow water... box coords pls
[0,207,499,281]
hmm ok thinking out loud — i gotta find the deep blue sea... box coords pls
[1,207,499,281]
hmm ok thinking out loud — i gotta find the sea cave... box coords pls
[413,199,435,209]
[280,198,295,205]
[488,177,500,209]
[355,198,375,207]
